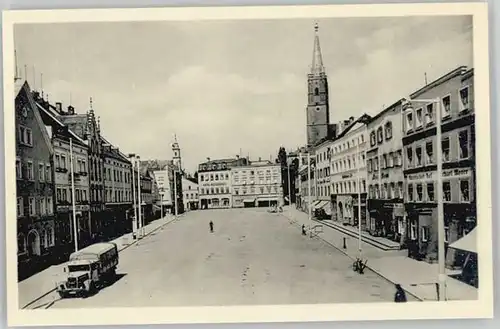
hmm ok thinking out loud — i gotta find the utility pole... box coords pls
[70,138,78,252]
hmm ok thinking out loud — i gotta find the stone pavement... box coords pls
[18,215,177,309]
[282,206,478,302]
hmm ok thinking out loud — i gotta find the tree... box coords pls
[193,171,199,182]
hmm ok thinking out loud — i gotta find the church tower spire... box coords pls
[306,22,330,147]
[311,23,325,75]
[172,134,182,173]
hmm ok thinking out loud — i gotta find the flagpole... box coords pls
[70,138,78,252]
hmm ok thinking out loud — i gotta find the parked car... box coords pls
[56,242,119,298]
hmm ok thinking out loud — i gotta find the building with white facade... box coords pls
[182,177,199,211]
[231,160,283,208]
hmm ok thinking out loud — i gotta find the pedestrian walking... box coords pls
[209,221,214,233]
[302,224,307,236]
[394,284,407,303]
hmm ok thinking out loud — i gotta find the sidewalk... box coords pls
[18,215,177,309]
[282,206,478,302]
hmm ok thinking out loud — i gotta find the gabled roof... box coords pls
[335,113,372,140]
[101,135,131,163]
[16,81,54,155]
[36,102,87,148]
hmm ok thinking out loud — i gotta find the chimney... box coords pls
[236,155,239,159]
[32,91,40,100]
[206,157,210,162]
[55,102,62,114]
[349,116,355,123]
[259,157,262,161]
[67,105,75,115]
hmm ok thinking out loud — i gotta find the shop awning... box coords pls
[243,198,256,203]
[321,201,332,216]
[257,198,278,202]
[312,200,325,209]
[449,228,477,253]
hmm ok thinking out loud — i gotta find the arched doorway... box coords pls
[27,229,41,256]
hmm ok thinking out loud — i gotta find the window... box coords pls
[421,227,430,242]
[425,141,434,164]
[442,95,451,117]
[314,87,319,96]
[442,137,450,162]
[388,152,394,167]
[215,174,219,181]
[47,197,53,214]
[459,86,470,112]
[416,184,423,202]
[29,197,35,216]
[367,159,372,173]
[27,161,34,180]
[443,182,451,202]
[374,157,379,171]
[460,180,470,202]
[445,227,450,243]
[16,158,22,179]
[406,147,413,167]
[17,197,23,217]
[427,183,435,202]
[415,146,422,166]
[458,130,469,159]
[396,150,403,166]
[407,184,414,202]
[410,221,417,240]
[370,131,376,146]
[415,108,423,128]
[210,174,214,181]
[425,103,434,125]
[18,126,33,146]
[406,112,413,132]
[385,122,393,140]
[389,183,395,199]
[381,154,387,169]
[39,163,45,182]
[47,226,54,247]
[398,182,404,199]
[40,197,46,215]
[61,155,67,169]
[377,127,383,143]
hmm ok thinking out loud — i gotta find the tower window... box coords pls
[314,88,319,96]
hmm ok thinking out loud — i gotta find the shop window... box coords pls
[460,180,470,202]
[458,129,469,159]
[442,137,450,162]
[426,141,434,164]
[427,183,435,202]
[459,86,470,112]
[410,221,417,240]
[421,226,430,242]
[443,182,451,202]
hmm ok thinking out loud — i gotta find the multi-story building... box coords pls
[56,97,105,237]
[297,150,316,213]
[139,168,155,224]
[182,177,199,210]
[198,157,248,209]
[309,139,333,217]
[330,115,370,228]
[366,101,405,243]
[402,66,475,265]
[231,160,283,208]
[152,166,172,213]
[36,99,91,255]
[102,140,133,238]
[15,81,56,279]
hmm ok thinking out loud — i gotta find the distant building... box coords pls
[143,159,173,213]
[182,177,199,211]
[16,81,56,279]
[231,159,283,208]
[36,99,91,256]
[366,101,405,243]
[402,66,476,268]
[198,157,248,209]
[139,168,155,224]
[102,140,133,238]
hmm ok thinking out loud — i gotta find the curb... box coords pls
[21,217,177,310]
[281,211,424,302]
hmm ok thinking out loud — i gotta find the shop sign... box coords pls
[407,172,433,181]
[381,172,390,179]
[442,168,470,178]
[342,174,353,179]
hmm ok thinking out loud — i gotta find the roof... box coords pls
[101,136,131,163]
[410,66,469,99]
[70,242,116,259]
[36,102,87,147]
[199,158,238,166]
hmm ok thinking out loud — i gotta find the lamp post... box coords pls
[136,155,143,238]
[69,138,79,252]
[287,160,292,206]
[128,154,138,239]
[173,166,178,218]
[402,96,446,301]
[306,153,316,223]
[356,138,362,257]
[160,193,164,219]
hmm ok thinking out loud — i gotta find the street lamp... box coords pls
[128,154,138,239]
[69,138,79,252]
[141,200,146,233]
[173,166,178,218]
[136,155,143,238]
[402,96,446,301]
[160,193,164,219]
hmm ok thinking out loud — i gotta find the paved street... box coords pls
[50,208,415,308]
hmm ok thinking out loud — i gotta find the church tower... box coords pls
[306,23,330,147]
[172,134,182,171]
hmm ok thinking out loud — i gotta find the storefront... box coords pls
[336,195,353,225]
[367,200,404,241]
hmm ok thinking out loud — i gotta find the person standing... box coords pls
[394,284,407,302]
[209,221,214,233]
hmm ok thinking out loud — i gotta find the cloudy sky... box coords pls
[15,16,472,173]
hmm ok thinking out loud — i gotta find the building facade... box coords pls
[366,101,405,243]
[153,167,172,213]
[36,100,91,256]
[182,177,199,211]
[198,157,248,209]
[140,169,155,225]
[16,81,56,279]
[402,66,475,265]
[103,142,133,238]
[330,116,369,228]
[309,139,333,217]
[231,161,283,208]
